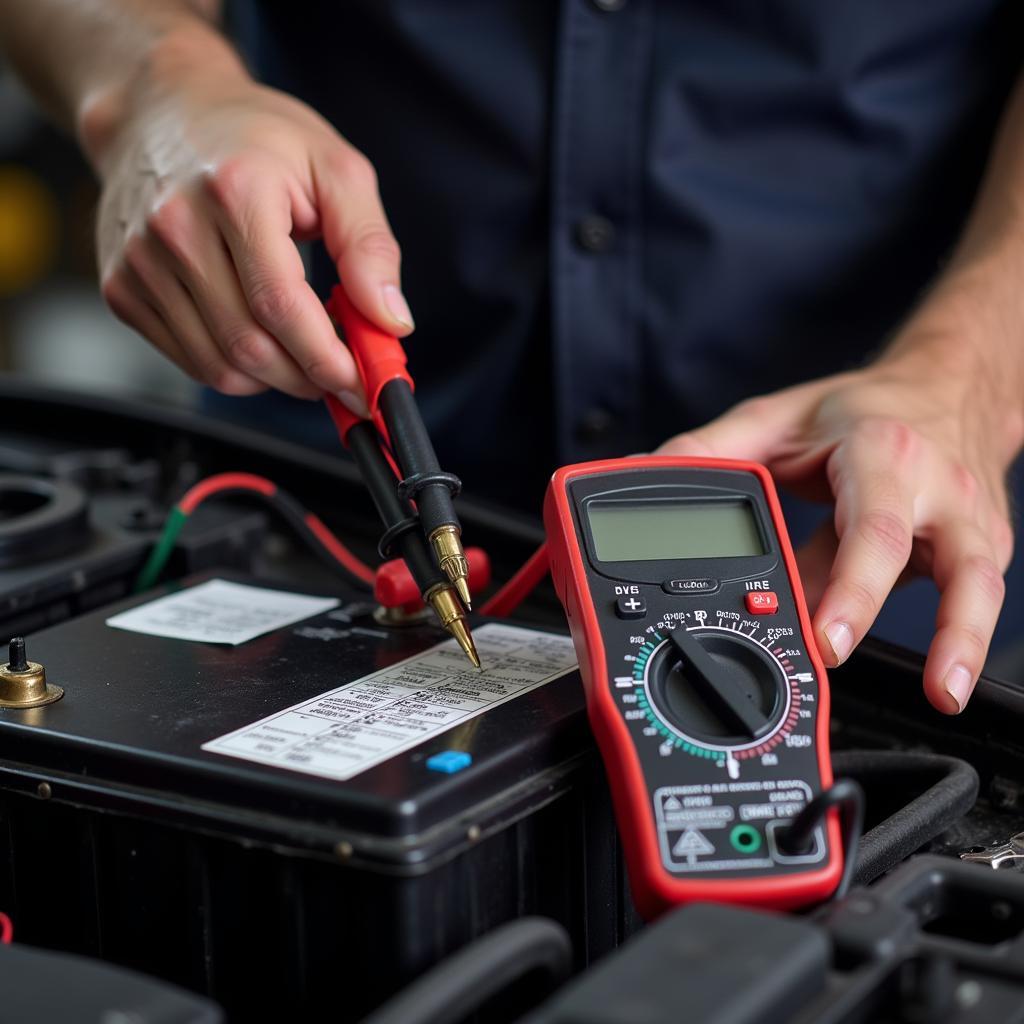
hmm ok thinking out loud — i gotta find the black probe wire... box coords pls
[346,420,448,595]
[830,750,978,887]
[378,379,462,544]
[359,917,572,1024]
[777,777,865,900]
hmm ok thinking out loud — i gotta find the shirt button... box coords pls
[590,0,627,10]
[576,407,616,443]
[575,214,615,253]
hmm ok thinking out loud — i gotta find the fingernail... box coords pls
[382,285,414,329]
[823,621,853,666]
[943,664,974,714]
[336,389,369,418]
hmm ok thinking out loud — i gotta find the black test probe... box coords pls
[325,286,479,668]
[329,286,472,610]
[346,419,478,666]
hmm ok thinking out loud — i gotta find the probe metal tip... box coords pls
[454,576,473,611]
[449,619,481,670]
[425,584,481,670]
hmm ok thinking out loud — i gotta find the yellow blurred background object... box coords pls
[0,164,58,296]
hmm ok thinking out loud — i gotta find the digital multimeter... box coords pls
[543,457,842,918]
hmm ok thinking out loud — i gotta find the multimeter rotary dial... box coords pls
[635,625,803,761]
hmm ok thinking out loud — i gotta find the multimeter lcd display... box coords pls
[586,500,765,562]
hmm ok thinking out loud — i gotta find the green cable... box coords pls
[134,506,190,593]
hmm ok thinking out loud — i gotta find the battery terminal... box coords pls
[0,637,63,708]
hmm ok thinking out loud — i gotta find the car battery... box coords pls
[0,573,638,1021]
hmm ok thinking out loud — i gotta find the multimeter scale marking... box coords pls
[626,625,804,766]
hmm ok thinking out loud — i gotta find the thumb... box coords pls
[315,147,414,337]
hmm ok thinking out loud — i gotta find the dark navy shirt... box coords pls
[214,1,1024,656]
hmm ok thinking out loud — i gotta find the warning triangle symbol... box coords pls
[672,828,714,858]
[662,796,683,812]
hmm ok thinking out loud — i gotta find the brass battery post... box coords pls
[0,637,63,708]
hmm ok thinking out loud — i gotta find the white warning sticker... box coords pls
[106,579,339,646]
[201,623,578,781]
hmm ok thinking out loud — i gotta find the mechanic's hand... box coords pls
[656,351,1020,715]
[89,51,411,408]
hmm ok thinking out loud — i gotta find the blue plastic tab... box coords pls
[426,750,473,774]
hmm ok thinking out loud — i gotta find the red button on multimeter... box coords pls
[543,457,842,919]
[745,591,779,615]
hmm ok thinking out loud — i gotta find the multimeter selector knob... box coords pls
[646,628,784,744]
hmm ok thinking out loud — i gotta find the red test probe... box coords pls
[327,287,473,613]
[322,336,479,666]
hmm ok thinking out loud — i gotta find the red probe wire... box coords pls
[184,476,551,614]
[0,912,12,945]
[177,472,276,514]
[302,511,376,585]
[479,543,550,617]
[146,471,551,614]
[178,473,376,585]
[136,472,377,592]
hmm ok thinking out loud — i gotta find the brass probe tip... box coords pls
[425,584,481,669]
[454,576,473,611]
[449,619,482,669]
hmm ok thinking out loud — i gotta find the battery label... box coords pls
[201,623,578,781]
[106,579,340,646]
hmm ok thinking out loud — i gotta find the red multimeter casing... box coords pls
[543,457,842,919]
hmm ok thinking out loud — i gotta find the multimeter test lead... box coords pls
[323,285,478,667]
[377,379,473,610]
[328,286,473,612]
[347,417,479,667]
[326,401,481,669]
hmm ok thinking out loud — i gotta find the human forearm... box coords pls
[0,0,239,166]
[878,71,1024,460]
